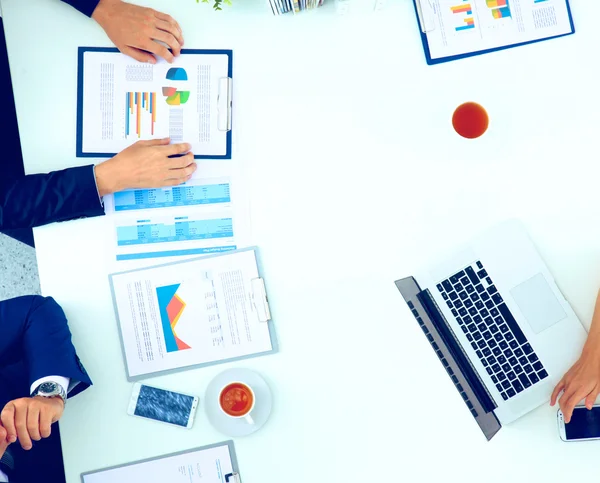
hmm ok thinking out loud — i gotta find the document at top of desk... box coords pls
[76,48,233,158]
[416,0,574,64]
[109,248,277,380]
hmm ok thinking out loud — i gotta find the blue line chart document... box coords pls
[104,166,251,268]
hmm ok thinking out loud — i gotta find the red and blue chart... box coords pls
[157,283,192,352]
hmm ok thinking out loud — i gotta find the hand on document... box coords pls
[95,139,196,196]
[92,0,184,64]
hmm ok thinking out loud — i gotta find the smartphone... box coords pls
[558,406,600,441]
[127,383,199,429]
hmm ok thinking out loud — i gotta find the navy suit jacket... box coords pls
[0,0,103,232]
[0,296,92,482]
[0,296,92,408]
[0,165,105,231]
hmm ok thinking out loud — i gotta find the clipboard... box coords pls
[76,47,233,159]
[109,247,279,381]
[413,0,576,65]
[80,440,241,482]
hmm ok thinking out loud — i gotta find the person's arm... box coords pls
[0,296,92,450]
[551,290,600,422]
[0,165,104,231]
[0,296,92,395]
[0,139,196,231]
[62,0,184,64]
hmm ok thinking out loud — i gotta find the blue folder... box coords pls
[76,47,233,159]
[413,0,575,65]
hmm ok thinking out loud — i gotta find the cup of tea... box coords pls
[218,381,256,424]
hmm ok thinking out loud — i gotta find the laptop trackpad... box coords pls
[510,273,567,334]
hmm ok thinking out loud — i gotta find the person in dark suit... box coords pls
[0,1,192,481]
[0,296,92,482]
[1,0,194,246]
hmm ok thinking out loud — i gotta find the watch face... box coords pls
[39,382,58,395]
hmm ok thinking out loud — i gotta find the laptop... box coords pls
[395,220,587,440]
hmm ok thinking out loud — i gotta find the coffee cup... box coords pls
[218,381,255,425]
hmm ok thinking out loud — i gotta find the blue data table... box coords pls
[113,183,231,211]
[116,217,234,246]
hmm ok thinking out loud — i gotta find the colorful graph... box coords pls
[451,2,475,31]
[166,68,188,81]
[156,284,191,352]
[450,3,472,14]
[491,6,511,18]
[163,68,190,105]
[162,87,191,106]
[126,92,156,137]
[488,0,511,18]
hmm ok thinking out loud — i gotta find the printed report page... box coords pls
[424,0,573,59]
[82,444,235,483]
[80,51,229,156]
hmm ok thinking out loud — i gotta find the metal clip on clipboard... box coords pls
[225,473,241,483]
[415,0,436,33]
[218,77,233,133]
[250,278,271,323]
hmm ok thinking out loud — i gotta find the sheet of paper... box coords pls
[424,0,573,59]
[82,443,235,483]
[110,250,273,379]
[79,50,230,156]
[103,171,252,269]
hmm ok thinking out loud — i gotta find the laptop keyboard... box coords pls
[436,261,548,402]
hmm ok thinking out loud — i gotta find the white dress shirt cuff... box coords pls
[30,376,71,397]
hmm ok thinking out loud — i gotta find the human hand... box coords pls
[95,139,197,196]
[0,424,10,460]
[550,345,600,423]
[92,0,183,64]
[0,397,65,451]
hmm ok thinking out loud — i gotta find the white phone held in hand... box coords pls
[558,405,600,442]
[128,383,199,429]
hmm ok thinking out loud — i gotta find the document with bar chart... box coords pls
[76,48,232,158]
[414,0,574,63]
[109,248,277,379]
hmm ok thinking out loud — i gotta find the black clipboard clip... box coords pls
[225,473,241,483]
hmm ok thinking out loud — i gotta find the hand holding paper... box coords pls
[92,0,184,64]
[95,139,196,196]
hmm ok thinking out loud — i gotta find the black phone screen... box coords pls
[565,407,600,440]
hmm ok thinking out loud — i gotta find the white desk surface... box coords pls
[3,0,600,481]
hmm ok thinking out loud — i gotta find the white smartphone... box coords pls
[558,406,600,442]
[127,383,199,429]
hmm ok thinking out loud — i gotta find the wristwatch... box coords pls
[32,381,67,406]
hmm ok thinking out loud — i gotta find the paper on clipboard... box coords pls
[109,248,276,380]
[81,441,239,483]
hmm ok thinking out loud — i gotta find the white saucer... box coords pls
[205,368,273,437]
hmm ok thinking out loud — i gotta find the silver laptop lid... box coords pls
[395,276,501,441]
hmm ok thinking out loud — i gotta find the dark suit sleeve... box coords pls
[0,296,92,398]
[0,165,105,231]
[60,0,101,17]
